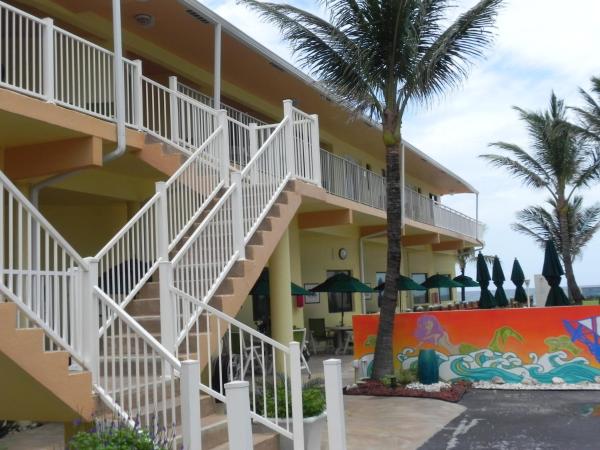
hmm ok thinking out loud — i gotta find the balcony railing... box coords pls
[320,150,483,240]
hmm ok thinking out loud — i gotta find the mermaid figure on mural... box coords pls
[414,315,459,354]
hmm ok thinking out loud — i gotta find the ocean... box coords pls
[461,285,600,304]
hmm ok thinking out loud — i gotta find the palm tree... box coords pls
[456,248,493,302]
[240,0,503,379]
[482,93,600,303]
[572,77,600,142]
[513,197,600,282]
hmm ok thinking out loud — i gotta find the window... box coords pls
[411,273,428,304]
[327,270,353,313]
[439,273,452,302]
[429,193,439,202]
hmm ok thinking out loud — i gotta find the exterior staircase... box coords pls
[132,137,188,177]
[0,303,94,423]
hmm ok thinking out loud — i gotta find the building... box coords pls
[0,0,483,448]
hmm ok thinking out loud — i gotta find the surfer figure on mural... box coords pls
[414,315,459,354]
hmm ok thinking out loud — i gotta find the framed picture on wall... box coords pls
[303,283,320,304]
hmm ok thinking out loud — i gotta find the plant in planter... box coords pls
[256,376,326,450]
[69,416,175,450]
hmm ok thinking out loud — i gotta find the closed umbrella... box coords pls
[375,275,427,292]
[510,258,528,304]
[311,273,373,325]
[543,240,570,306]
[492,256,509,307]
[477,252,496,309]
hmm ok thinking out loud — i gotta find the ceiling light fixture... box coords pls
[134,13,155,28]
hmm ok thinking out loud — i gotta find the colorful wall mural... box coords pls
[353,306,600,384]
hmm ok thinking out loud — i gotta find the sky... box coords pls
[203,0,600,286]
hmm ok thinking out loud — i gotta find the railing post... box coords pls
[283,100,296,176]
[155,182,169,260]
[181,360,202,450]
[289,341,305,450]
[230,172,246,259]
[81,257,99,384]
[224,381,253,450]
[310,114,322,187]
[169,76,180,144]
[324,358,348,450]
[158,260,176,354]
[69,267,83,357]
[249,122,258,183]
[133,59,143,130]
[217,110,230,186]
[42,18,55,102]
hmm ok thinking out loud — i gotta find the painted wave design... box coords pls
[396,348,600,384]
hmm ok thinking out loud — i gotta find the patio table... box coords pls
[326,325,353,354]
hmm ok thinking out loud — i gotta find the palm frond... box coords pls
[480,153,548,189]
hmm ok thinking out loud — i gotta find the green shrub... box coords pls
[69,417,173,450]
[381,368,418,387]
[256,376,326,418]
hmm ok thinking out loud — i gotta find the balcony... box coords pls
[320,150,483,241]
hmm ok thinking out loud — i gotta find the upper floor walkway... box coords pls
[0,0,483,243]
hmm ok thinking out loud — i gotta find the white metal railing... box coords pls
[0,170,88,361]
[0,3,46,99]
[404,186,480,238]
[320,149,386,210]
[94,287,183,450]
[172,287,304,445]
[320,149,482,239]
[290,105,321,184]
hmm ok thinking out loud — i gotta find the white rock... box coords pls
[552,377,565,384]
[491,376,505,384]
[595,376,600,383]
[521,378,533,385]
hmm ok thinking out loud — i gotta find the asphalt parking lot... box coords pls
[419,390,600,450]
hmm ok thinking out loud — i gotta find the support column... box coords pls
[269,229,293,347]
[288,217,304,328]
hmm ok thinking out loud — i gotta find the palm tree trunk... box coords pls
[371,112,402,380]
[557,197,584,304]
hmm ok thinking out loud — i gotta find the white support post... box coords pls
[249,122,258,183]
[181,360,202,450]
[217,110,230,186]
[69,267,83,357]
[81,257,99,383]
[283,100,296,176]
[42,18,55,102]
[224,381,253,450]
[324,359,347,450]
[169,76,180,144]
[230,172,246,259]
[133,60,143,130]
[158,260,176,354]
[310,114,322,187]
[155,182,169,260]
[289,341,305,450]
[475,193,480,242]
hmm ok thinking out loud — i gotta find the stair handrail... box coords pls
[171,286,304,445]
[0,170,88,360]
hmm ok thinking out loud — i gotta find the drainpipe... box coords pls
[30,0,127,207]
[213,23,222,109]
[359,230,386,313]
[475,192,480,243]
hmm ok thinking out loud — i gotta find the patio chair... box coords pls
[229,331,266,379]
[308,318,335,354]
[293,328,312,377]
[342,330,354,355]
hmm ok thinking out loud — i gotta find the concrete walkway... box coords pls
[0,354,465,450]
[308,354,465,450]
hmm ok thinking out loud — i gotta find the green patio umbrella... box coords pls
[542,240,570,306]
[510,258,528,304]
[477,252,496,309]
[311,273,373,325]
[420,274,463,304]
[375,275,427,292]
[453,275,479,303]
[250,272,312,296]
[492,256,509,307]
